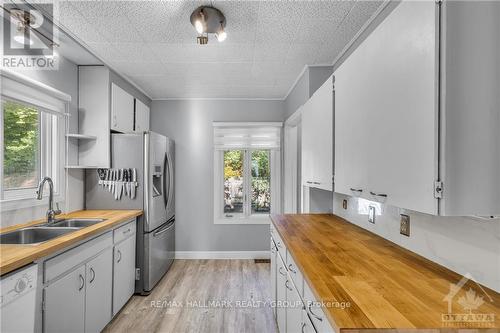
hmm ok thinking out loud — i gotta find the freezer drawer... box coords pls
[143,220,175,292]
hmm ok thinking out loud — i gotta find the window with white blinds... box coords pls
[213,122,281,150]
[213,122,282,224]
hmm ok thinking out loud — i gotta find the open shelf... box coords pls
[66,133,97,140]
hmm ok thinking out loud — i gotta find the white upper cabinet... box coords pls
[134,99,150,133]
[334,0,500,216]
[78,66,150,168]
[301,75,334,192]
[111,83,135,133]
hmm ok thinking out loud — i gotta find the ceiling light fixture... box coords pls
[190,6,227,45]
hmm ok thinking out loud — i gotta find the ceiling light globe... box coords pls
[195,20,204,34]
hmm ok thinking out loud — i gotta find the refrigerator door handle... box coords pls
[163,153,170,208]
[167,151,174,211]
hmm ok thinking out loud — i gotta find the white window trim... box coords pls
[213,149,281,225]
[0,70,69,212]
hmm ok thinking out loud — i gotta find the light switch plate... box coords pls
[368,206,376,223]
[400,214,410,237]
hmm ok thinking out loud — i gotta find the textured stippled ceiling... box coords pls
[58,1,384,99]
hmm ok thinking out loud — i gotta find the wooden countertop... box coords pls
[0,210,142,276]
[271,214,500,331]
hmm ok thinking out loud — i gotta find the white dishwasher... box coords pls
[0,264,38,333]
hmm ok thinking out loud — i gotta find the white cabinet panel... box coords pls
[113,235,136,316]
[270,238,277,317]
[285,273,302,333]
[111,83,134,133]
[302,75,334,191]
[135,99,150,133]
[334,1,438,214]
[301,309,315,333]
[85,248,113,333]
[44,266,86,333]
[304,282,334,333]
[276,254,287,333]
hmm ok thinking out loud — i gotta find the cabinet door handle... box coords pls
[306,181,313,184]
[350,188,363,193]
[301,322,306,333]
[285,280,293,291]
[313,182,320,185]
[117,250,122,263]
[278,266,286,276]
[123,228,131,235]
[78,274,85,291]
[308,303,323,322]
[370,191,387,198]
[288,264,297,274]
[89,268,96,284]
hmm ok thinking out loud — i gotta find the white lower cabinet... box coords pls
[271,239,277,317]
[85,248,113,333]
[112,229,136,316]
[301,310,315,333]
[276,253,287,333]
[44,265,86,333]
[43,219,137,332]
[271,226,335,333]
[304,283,332,333]
[285,273,302,333]
[44,245,113,333]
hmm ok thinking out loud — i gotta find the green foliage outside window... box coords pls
[3,100,39,189]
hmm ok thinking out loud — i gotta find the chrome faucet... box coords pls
[36,177,61,224]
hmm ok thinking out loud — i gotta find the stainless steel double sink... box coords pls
[0,219,105,245]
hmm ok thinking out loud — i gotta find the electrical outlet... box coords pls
[342,199,348,210]
[400,214,410,237]
[368,206,376,223]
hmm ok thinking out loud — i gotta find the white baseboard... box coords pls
[175,251,270,260]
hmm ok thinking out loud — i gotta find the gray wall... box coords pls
[284,71,309,120]
[151,99,285,252]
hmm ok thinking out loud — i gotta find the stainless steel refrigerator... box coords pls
[85,132,175,294]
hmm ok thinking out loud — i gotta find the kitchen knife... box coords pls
[108,169,112,192]
[111,169,116,195]
[118,169,123,200]
[129,168,133,199]
[123,169,128,197]
[131,168,137,199]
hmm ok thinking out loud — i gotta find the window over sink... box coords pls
[0,70,69,210]
[214,122,281,224]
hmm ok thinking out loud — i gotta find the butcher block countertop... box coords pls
[271,214,500,331]
[0,210,142,276]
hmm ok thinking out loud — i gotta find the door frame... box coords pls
[283,108,302,213]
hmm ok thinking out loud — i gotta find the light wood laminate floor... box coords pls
[104,259,277,333]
